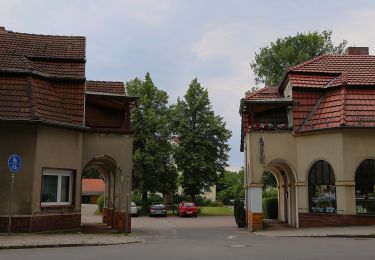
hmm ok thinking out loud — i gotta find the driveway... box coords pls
[132,215,239,241]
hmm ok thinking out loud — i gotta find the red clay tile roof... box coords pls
[244,87,282,100]
[289,54,375,86]
[86,81,126,96]
[0,29,86,78]
[289,53,375,131]
[288,74,336,88]
[0,28,85,126]
[82,179,105,195]
[300,87,375,131]
[241,52,375,141]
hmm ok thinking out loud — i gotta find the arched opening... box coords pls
[262,171,278,220]
[266,160,297,227]
[355,159,375,214]
[81,155,122,232]
[308,160,336,213]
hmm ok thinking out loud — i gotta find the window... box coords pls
[308,160,336,213]
[41,169,73,206]
[355,159,375,214]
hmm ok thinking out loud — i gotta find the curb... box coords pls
[0,238,142,250]
[253,233,375,238]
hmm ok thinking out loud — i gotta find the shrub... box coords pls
[262,197,278,219]
[97,195,104,213]
[263,186,278,198]
[234,198,246,227]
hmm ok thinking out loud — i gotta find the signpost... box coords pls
[7,154,21,234]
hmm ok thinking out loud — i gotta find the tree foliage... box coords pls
[126,73,177,206]
[251,30,347,87]
[172,78,231,201]
[217,169,244,204]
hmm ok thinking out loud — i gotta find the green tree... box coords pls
[251,30,347,87]
[172,78,231,201]
[217,169,245,205]
[82,168,102,179]
[127,73,177,209]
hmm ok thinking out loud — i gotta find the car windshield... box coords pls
[184,203,195,207]
[152,204,165,209]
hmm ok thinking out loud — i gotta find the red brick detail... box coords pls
[103,207,108,224]
[112,211,131,233]
[0,213,81,233]
[247,211,263,231]
[299,213,375,228]
[106,209,113,226]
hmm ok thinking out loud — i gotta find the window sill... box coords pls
[41,204,74,209]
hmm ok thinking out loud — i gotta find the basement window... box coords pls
[41,169,73,206]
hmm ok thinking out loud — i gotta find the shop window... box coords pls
[308,160,336,213]
[41,169,73,206]
[355,159,375,214]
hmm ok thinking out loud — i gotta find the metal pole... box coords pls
[8,173,15,235]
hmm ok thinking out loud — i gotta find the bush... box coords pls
[234,198,246,227]
[263,197,278,219]
[263,187,278,198]
[97,195,104,213]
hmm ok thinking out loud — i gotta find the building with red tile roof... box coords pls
[240,47,375,231]
[82,179,105,204]
[0,27,136,233]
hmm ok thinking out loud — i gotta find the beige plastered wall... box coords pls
[32,125,83,214]
[82,133,133,212]
[0,123,37,215]
[245,129,375,216]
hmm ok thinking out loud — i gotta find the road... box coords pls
[1,216,375,260]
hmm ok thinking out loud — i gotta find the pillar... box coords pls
[247,184,263,231]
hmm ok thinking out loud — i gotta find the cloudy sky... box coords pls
[1,0,375,171]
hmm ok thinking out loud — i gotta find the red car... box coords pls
[177,202,198,217]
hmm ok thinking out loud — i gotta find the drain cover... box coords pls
[229,244,248,248]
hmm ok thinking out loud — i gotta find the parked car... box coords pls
[131,201,138,217]
[177,201,198,217]
[149,203,167,217]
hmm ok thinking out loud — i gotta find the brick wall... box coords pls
[0,213,81,233]
[299,213,375,227]
[247,211,263,231]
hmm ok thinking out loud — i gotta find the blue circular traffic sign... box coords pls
[8,154,21,173]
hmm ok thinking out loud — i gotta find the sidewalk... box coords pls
[254,225,375,237]
[0,233,141,250]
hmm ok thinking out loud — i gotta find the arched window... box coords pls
[355,159,375,214]
[308,160,336,213]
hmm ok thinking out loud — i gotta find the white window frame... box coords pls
[41,169,73,206]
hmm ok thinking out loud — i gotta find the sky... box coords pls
[1,0,375,171]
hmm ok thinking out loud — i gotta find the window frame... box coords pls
[308,160,337,214]
[355,159,375,215]
[41,168,74,206]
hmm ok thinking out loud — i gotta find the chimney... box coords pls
[345,47,369,55]
[0,26,6,33]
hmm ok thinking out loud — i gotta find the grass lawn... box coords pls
[199,206,234,216]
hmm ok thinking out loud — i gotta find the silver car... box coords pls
[149,203,167,217]
[131,201,138,217]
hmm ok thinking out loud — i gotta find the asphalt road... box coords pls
[1,216,375,260]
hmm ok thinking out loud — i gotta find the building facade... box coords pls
[0,27,136,232]
[240,47,375,230]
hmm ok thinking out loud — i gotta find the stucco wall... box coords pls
[245,129,375,219]
[32,125,83,213]
[82,133,133,211]
[0,123,37,215]
[247,132,297,184]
